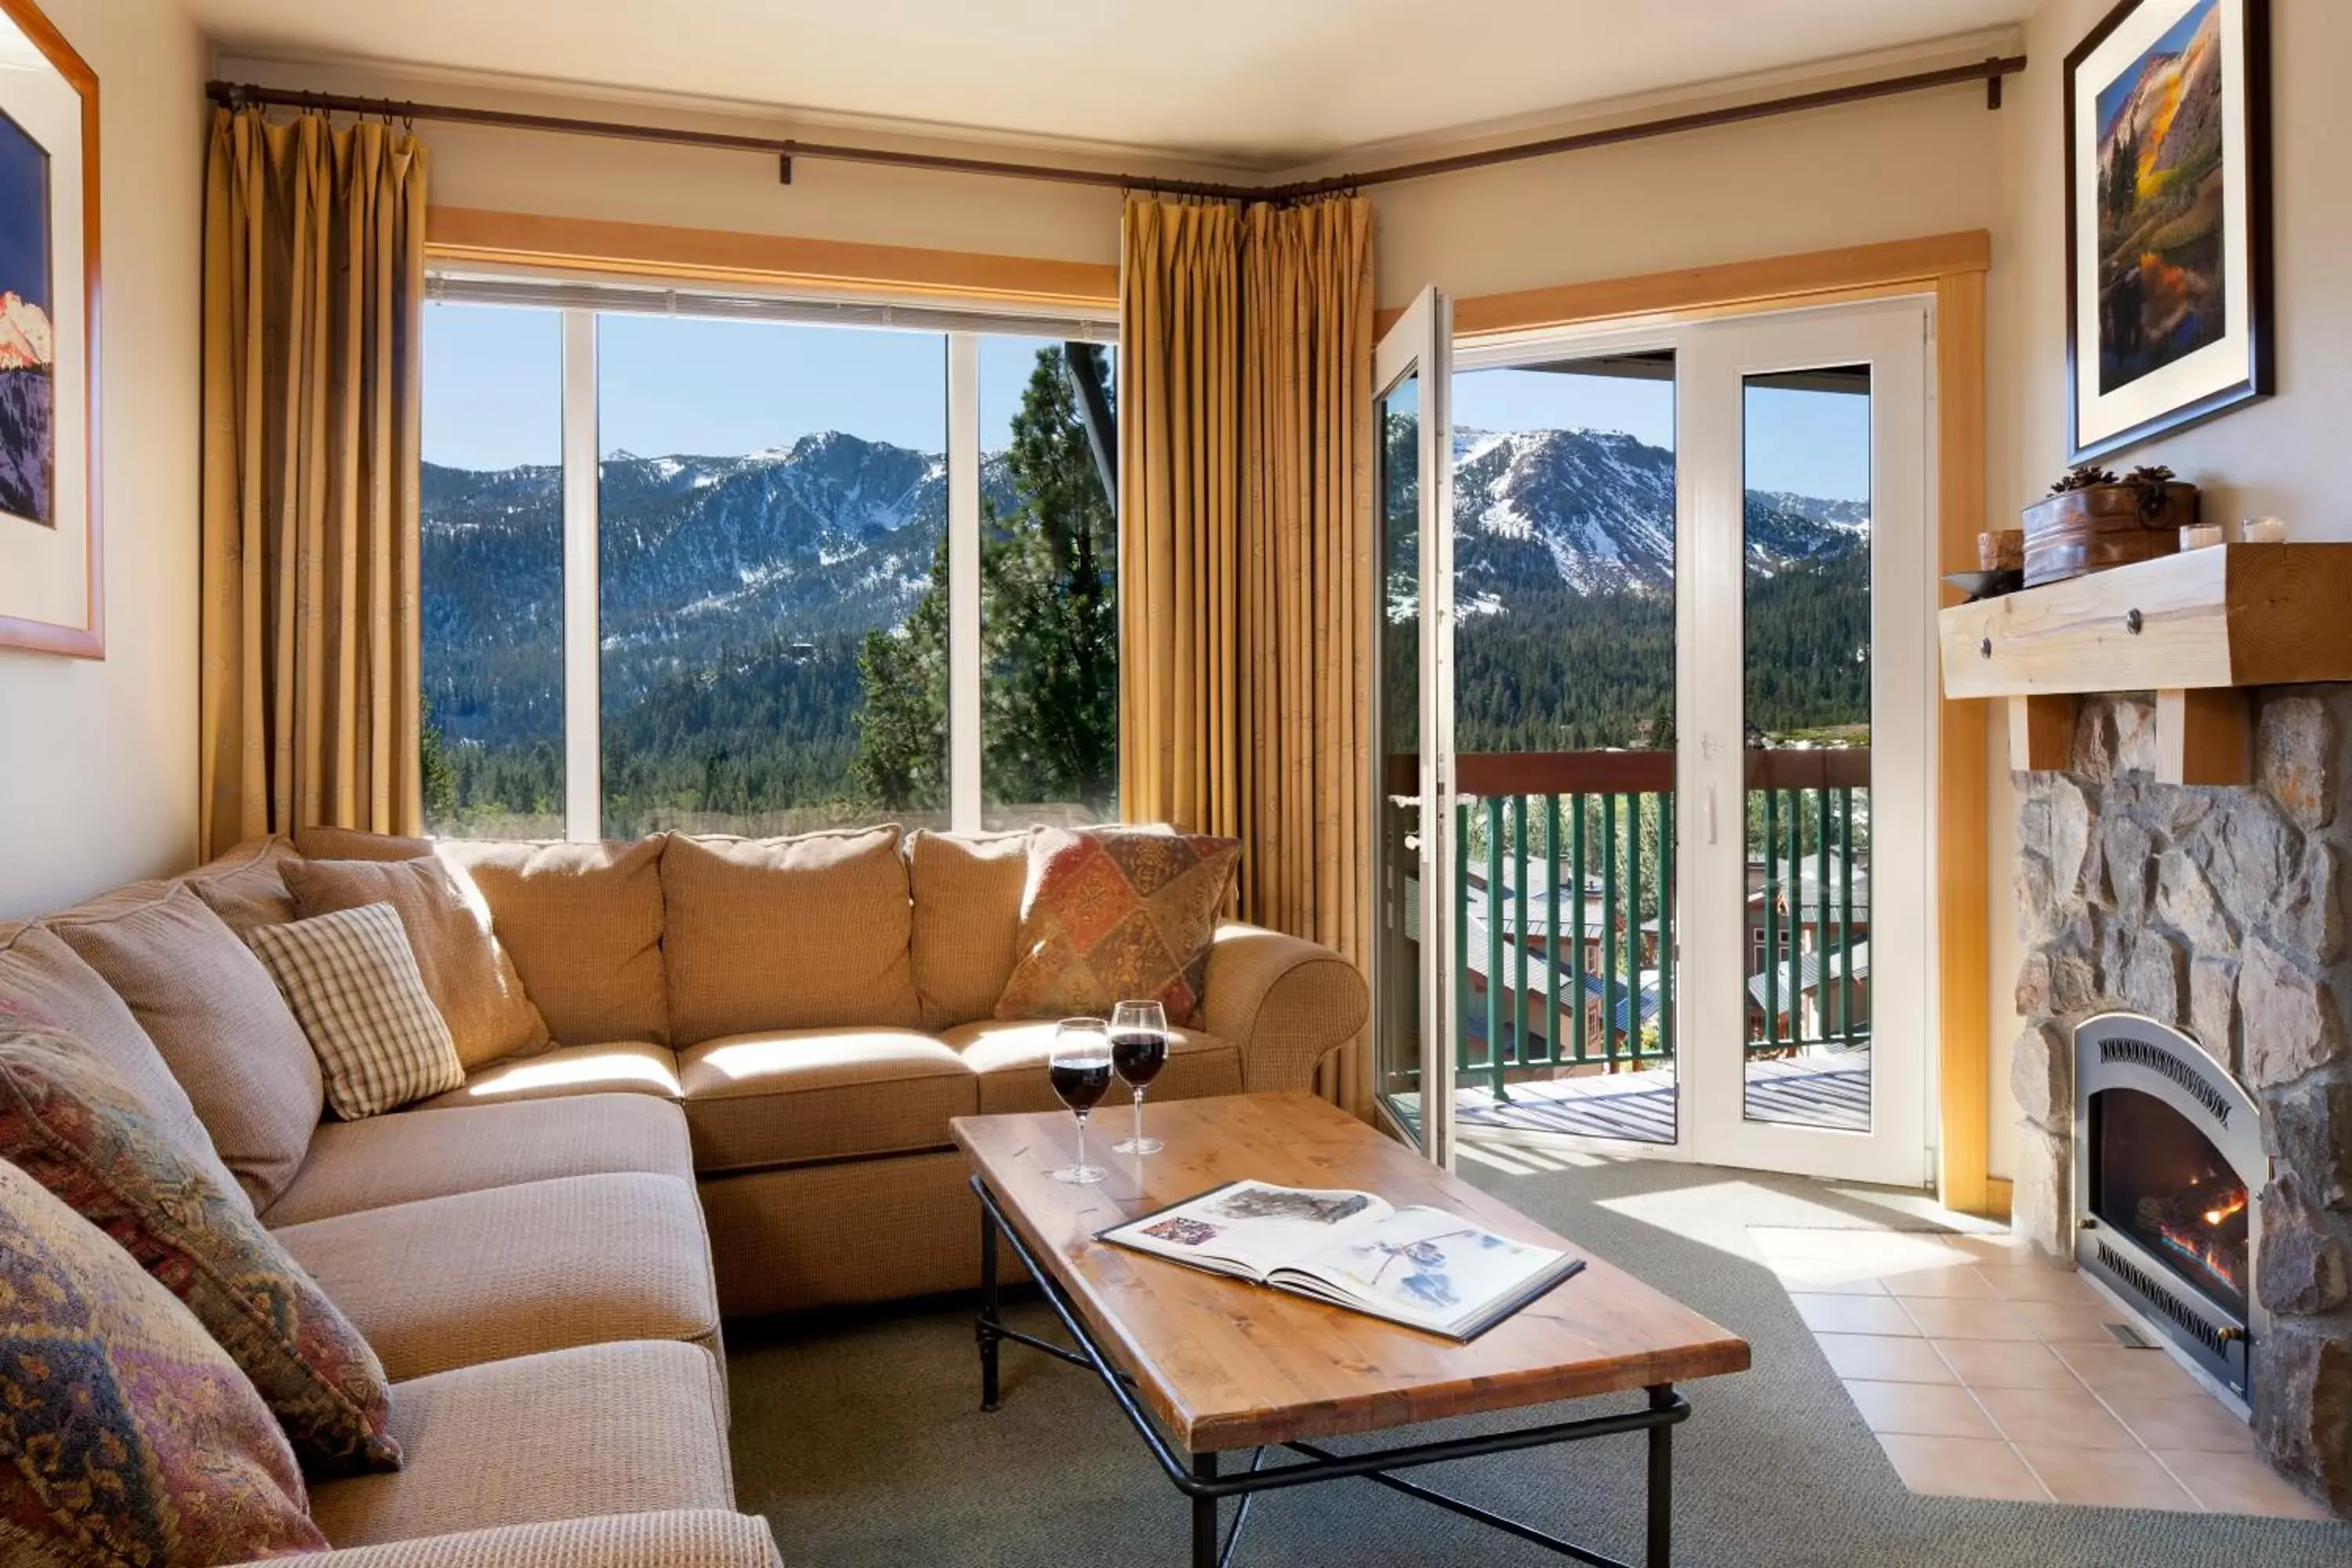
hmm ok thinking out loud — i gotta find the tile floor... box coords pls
[1751,1225,2331,1519]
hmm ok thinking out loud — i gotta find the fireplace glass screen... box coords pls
[2090,1086,2249,1319]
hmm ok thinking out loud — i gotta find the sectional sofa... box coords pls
[0,823,1368,1564]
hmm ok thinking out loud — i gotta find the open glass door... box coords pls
[1372,287,1457,1167]
[1679,299,1931,1186]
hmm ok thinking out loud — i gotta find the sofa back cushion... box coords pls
[52,883,324,1210]
[443,837,670,1047]
[284,855,551,1069]
[661,827,920,1046]
[184,834,301,934]
[906,829,1030,1029]
[0,1027,401,1476]
[0,925,251,1211]
[0,1158,325,1566]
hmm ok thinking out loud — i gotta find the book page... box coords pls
[1281,1205,1568,1333]
[1105,1181,1391,1279]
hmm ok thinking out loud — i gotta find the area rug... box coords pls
[727,1148,2350,1566]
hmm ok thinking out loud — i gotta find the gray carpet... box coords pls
[726,1152,2350,1566]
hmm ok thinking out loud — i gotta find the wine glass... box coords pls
[1047,1018,1113,1185]
[1110,1000,1169,1156]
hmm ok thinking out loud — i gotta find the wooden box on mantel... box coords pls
[1938,543,2352,786]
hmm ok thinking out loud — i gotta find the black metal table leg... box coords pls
[978,1201,1002,1413]
[1646,1385,1674,1568]
[1192,1452,1219,1568]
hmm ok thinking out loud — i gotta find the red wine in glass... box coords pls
[1112,1032,1169,1087]
[1049,1058,1114,1111]
[1048,1018,1112,1184]
[1110,1000,1169,1156]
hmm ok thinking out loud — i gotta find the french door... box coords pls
[1373,295,1933,1188]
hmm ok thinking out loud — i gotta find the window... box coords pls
[419,279,1118,841]
[420,304,566,837]
[979,336,1118,829]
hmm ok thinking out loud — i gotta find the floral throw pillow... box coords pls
[0,1156,326,1566]
[994,826,1242,1027]
[0,1025,401,1476]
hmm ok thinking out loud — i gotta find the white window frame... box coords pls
[424,271,1118,842]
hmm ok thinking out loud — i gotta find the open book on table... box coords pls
[1097,1179,1584,1341]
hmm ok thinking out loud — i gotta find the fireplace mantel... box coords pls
[1940,544,2352,786]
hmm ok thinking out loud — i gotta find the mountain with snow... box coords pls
[1448,425,1867,602]
[0,292,52,372]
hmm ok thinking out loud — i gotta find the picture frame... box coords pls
[0,0,99,658]
[2063,0,2271,466]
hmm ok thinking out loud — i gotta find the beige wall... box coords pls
[220,57,1133,270]
[0,0,204,921]
[1369,87,2005,310]
[1983,0,2348,1181]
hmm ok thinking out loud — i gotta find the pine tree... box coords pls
[851,343,1117,814]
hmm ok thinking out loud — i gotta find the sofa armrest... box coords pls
[1200,922,1370,1094]
[230,1512,780,1568]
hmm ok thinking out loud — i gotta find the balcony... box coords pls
[1385,748,1872,1144]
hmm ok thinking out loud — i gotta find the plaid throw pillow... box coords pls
[248,903,465,1120]
[994,826,1241,1027]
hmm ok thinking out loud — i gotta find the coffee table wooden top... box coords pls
[952,1091,1750,1452]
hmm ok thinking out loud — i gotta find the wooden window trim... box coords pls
[425,206,1120,313]
[1423,230,1994,1214]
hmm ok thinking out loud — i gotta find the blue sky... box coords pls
[1457,365,1871,502]
[0,108,49,315]
[425,303,1867,502]
[2097,0,2215,140]
[423,304,1071,469]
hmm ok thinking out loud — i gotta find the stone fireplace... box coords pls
[2009,691,2352,1516]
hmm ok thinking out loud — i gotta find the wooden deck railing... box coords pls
[1382,749,1871,1101]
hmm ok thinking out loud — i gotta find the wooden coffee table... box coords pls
[952,1091,1749,1567]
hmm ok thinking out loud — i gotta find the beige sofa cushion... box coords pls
[51,883,323,1210]
[0,924,249,1208]
[442,837,670,1047]
[270,1172,719,1381]
[940,1018,1243,1116]
[285,856,552,1070]
[184,833,300,933]
[415,1040,684,1108]
[905,828,1030,1029]
[661,827,920,1045]
[307,1341,735,1548]
[677,1027,975,1171]
[292,825,436,862]
[264,1094,695,1227]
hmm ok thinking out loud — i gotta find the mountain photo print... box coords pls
[2091,0,2224,394]
[2064,0,2270,462]
[0,102,53,528]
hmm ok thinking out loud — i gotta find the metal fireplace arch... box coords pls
[2073,1011,2267,1403]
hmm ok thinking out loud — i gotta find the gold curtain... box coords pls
[200,107,429,858]
[1120,194,1376,1113]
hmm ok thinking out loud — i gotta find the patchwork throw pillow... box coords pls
[0,1158,326,1566]
[994,826,1242,1027]
[249,903,466,1120]
[284,855,550,1070]
[0,1026,401,1477]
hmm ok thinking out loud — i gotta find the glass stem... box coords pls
[1133,1090,1145,1149]
[1074,1111,1087,1170]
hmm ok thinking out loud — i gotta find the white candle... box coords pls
[2181,524,2225,550]
[2243,517,2288,544]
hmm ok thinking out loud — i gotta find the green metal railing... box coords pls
[1439,749,1871,1101]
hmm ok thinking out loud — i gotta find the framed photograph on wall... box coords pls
[2064,0,2271,464]
[0,0,99,658]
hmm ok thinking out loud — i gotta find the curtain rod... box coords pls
[205,54,2026,203]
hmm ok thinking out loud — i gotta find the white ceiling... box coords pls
[187,0,2033,166]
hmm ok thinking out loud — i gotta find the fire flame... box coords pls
[2202,1195,2247,1228]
